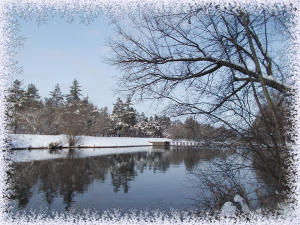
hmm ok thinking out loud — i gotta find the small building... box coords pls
[148,141,170,147]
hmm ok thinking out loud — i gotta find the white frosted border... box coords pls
[0,0,299,224]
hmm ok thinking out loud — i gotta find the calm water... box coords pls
[6,146,264,218]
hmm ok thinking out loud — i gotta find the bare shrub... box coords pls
[66,135,82,147]
[48,142,62,149]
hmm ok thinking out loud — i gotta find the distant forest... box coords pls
[6,79,235,142]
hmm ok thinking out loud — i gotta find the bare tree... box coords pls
[105,5,295,211]
[167,120,186,140]
[60,103,84,146]
[93,107,113,136]
[15,107,45,134]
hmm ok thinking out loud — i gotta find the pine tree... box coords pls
[66,79,82,105]
[6,80,26,133]
[7,79,25,109]
[111,97,138,136]
[45,84,64,107]
[184,116,199,141]
[146,114,171,138]
[112,97,124,116]
[111,97,125,136]
[123,97,137,126]
[23,83,41,108]
[44,84,65,134]
[94,106,112,136]
[79,96,100,136]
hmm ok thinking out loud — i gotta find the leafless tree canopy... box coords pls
[105,6,296,205]
[106,7,293,129]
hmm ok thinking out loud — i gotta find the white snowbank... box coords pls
[220,202,237,218]
[234,195,251,214]
[220,195,252,218]
[9,134,172,148]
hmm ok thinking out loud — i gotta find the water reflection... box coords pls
[110,154,137,193]
[7,147,238,216]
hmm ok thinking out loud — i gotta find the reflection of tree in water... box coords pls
[110,154,136,193]
[8,149,108,211]
[48,149,63,155]
[108,152,171,193]
[251,151,285,210]
[108,148,228,193]
[148,152,170,173]
[133,152,148,173]
[58,149,107,211]
[9,184,32,210]
[8,161,38,209]
[184,150,280,214]
[8,147,229,211]
[60,190,75,212]
[181,148,234,172]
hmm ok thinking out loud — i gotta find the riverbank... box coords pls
[8,134,172,149]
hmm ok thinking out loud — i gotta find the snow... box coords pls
[9,134,171,148]
[220,195,251,218]
[220,202,237,218]
[8,134,171,162]
[234,195,251,214]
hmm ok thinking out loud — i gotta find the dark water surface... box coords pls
[7,146,258,218]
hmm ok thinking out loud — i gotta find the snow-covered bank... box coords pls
[9,134,172,148]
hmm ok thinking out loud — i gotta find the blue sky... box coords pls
[13,12,156,115]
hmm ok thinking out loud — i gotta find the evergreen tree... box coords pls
[7,81,45,134]
[23,83,41,108]
[79,96,100,136]
[7,79,25,109]
[66,79,82,105]
[112,97,124,116]
[45,84,64,107]
[112,97,138,136]
[44,84,65,134]
[134,112,149,137]
[123,97,137,126]
[6,80,26,133]
[140,112,147,122]
[111,97,125,136]
[146,114,171,137]
[95,106,113,136]
[184,116,199,141]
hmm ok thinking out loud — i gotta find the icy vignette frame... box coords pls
[0,0,299,224]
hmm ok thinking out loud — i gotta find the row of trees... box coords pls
[6,79,175,142]
[7,78,238,144]
[168,116,236,142]
[111,97,171,137]
[7,79,98,135]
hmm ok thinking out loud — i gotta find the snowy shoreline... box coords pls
[9,134,172,149]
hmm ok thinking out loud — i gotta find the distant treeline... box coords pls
[6,79,236,142]
[6,79,171,138]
